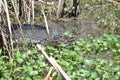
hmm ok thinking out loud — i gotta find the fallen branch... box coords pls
[37,44,71,80]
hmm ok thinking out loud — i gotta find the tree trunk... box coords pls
[19,0,22,17]
[56,0,65,19]
[61,0,80,18]
[72,0,79,17]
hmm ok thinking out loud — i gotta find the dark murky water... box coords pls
[12,20,101,42]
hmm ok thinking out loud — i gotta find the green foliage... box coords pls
[0,34,120,79]
[79,0,120,34]
[0,46,47,79]
[45,34,120,79]
[64,7,71,14]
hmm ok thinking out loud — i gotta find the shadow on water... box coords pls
[12,19,102,42]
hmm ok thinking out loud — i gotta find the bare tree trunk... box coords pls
[57,0,80,18]
[56,0,65,19]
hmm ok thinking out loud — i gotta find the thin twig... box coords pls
[50,57,71,80]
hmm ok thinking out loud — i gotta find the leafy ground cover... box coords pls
[0,34,120,80]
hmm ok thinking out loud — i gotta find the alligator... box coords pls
[13,34,78,48]
[12,24,78,47]
[39,35,77,47]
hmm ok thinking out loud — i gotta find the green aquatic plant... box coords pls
[0,34,120,79]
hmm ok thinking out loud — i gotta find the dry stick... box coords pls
[37,44,59,72]
[40,3,50,36]
[3,0,13,58]
[37,44,71,80]
[50,57,71,80]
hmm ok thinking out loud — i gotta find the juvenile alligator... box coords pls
[39,35,77,47]
[13,35,78,48]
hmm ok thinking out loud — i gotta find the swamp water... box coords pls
[12,20,101,42]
